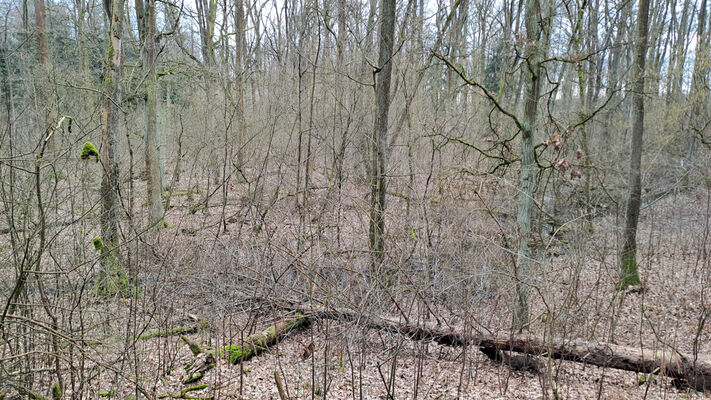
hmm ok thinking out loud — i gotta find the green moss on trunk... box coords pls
[617,251,641,290]
[80,141,100,161]
[157,384,208,399]
[51,383,62,400]
[221,315,309,364]
[182,315,310,383]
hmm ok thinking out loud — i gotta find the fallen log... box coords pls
[183,314,310,383]
[158,384,209,399]
[478,334,711,391]
[291,305,711,391]
[220,314,310,364]
[172,304,710,391]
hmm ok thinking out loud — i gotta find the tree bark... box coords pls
[682,0,708,169]
[96,0,129,295]
[513,0,545,331]
[137,0,164,227]
[369,0,396,272]
[619,0,650,289]
[234,0,246,170]
[34,0,56,151]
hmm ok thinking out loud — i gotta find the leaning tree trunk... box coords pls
[513,0,545,331]
[369,0,396,272]
[619,0,651,289]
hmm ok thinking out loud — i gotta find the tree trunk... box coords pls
[513,0,545,331]
[234,0,246,170]
[137,0,164,228]
[369,0,396,272]
[619,0,650,289]
[96,0,129,295]
[682,0,708,170]
[34,0,56,151]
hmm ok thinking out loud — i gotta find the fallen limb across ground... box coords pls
[293,305,711,391]
[174,304,710,391]
[182,314,310,383]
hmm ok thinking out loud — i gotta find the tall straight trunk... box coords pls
[573,0,593,226]
[369,0,396,271]
[137,0,164,227]
[34,0,56,151]
[618,0,650,289]
[34,0,48,77]
[97,0,129,294]
[196,0,218,200]
[604,0,629,145]
[359,0,379,181]
[668,0,692,101]
[513,0,545,331]
[683,0,708,168]
[334,0,348,247]
[234,0,246,169]
[197,0,217,66]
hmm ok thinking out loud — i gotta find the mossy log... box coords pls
[158,384,209,399]
[181,334,203,355]
[221,314,310,364]
[291,305,711,391]
[182,314,310,383]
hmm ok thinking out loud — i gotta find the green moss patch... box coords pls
[80,141,100,162]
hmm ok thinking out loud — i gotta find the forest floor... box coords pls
[6,171,710,400]
[93,180,711,400]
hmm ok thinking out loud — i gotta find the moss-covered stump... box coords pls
[182,314,310,384]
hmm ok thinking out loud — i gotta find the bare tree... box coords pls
[34,0,56,151]
[619,0,651,289]
[136,0,165,227]
[511,0,548,331]
[96,0,129,294]
[369,0,396,272]
[234,0,246,169]
[683,0,708,167]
